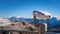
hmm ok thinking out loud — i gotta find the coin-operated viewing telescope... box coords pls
[33,10,51,34]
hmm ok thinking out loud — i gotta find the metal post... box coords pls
[34,15,36,26]
[47,16,50,32]
[38,23,45,34]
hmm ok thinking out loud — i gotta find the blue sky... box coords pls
[0,0,60,17]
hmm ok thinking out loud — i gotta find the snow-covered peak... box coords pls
[55,16,60,20]
[0,17,11,26]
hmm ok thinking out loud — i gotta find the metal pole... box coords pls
[34,15,36,26]
[38,23,45,34]
[47,16,50,32]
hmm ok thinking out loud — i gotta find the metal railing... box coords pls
[0,30,38,34]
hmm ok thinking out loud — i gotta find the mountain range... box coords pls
[10,16,60,28]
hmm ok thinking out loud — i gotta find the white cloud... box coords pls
[14,16,33,18]
[4,16,33,18]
